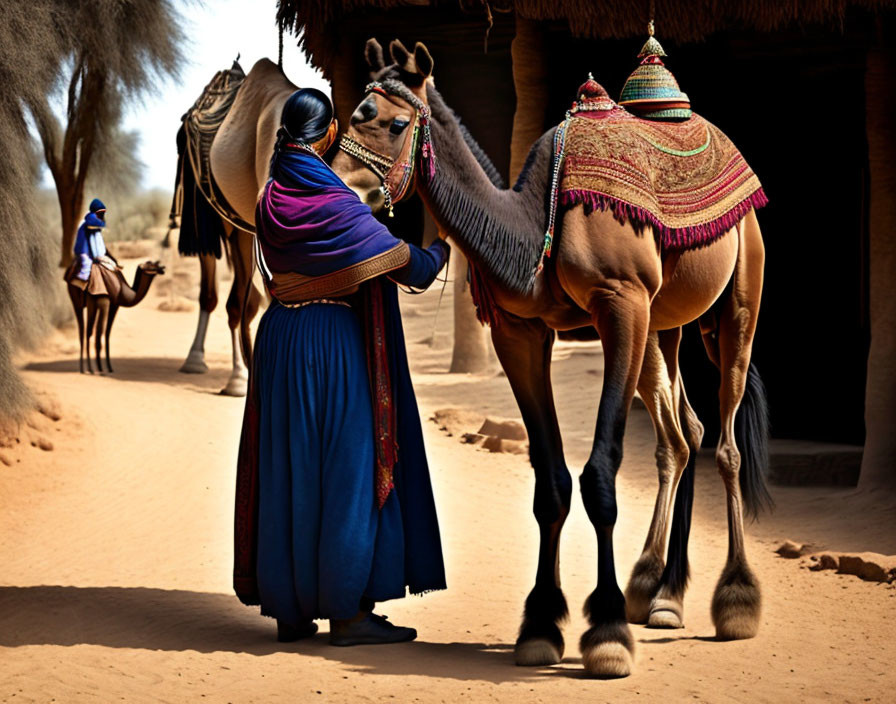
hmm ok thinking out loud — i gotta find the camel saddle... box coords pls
[558,107,767,250]
[181,60,251,232]
[63,259,127,300]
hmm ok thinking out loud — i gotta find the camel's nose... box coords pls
[351,99,377,125]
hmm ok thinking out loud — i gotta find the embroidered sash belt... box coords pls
[265,242,410,303]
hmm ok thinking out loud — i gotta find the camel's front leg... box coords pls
[180,253,217,374]
[104,304,119,373]
[69,289,87,374]
[491,313,571,667]
[579,287,650,678]
[220,228,257,397]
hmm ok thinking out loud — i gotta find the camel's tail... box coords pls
[735,363,773,520]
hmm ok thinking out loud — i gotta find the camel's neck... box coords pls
[419,84,553,293]
[118,268,155,307]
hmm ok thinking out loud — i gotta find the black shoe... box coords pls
[277,619,318,642]
[329,613,417,646]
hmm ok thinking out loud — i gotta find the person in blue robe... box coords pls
[233,88,449,646]
[72,199,109,283]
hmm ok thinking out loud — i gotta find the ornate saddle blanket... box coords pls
[558,110,767,249]
[181,60,251,232]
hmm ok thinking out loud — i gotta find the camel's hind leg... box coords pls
[180,253,217,374]
[647,374,702,628]
[624,328,691,627]
[491,313,572,667]
[703,211,768,640]
[84,297,98,374]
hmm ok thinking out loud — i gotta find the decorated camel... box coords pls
[329,38,771,678]
[65,260,166,373]
[170,59,304,396]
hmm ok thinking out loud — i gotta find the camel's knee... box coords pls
[199,289,218,312]
[716,440,741,485]
[580,463,618,528]
[533,467,572,524]
[655,439,689,485]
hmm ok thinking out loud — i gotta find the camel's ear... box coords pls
[364,38,385,72]
[389,39,411,70]
[413,42,433,79]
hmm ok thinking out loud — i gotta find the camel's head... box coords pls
[330,38,435,214]
[139,260,166,276]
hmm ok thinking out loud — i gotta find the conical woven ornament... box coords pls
[619,21,691,120]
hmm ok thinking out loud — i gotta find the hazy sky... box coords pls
[123,0,329,191]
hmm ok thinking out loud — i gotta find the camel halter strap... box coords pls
[338,81,435,217]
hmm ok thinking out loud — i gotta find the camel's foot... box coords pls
[647,589,685,629]
[711,561,761,640]
[515,638,562,666]
[514,583,568,666]
[580,622,634,678]
[624,552,664,624]
[220,370,248,397]
[179,351,208,374]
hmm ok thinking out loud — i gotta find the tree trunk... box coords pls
[859,44,896,491]
[449,244,492,374]
[329,35,360,145]
[57,179,82,269]
[510,18,549,181]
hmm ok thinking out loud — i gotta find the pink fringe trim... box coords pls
[558,188,769,250]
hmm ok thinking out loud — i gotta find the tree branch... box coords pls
[24,95,63,182]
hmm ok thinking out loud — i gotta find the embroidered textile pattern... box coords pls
[557,109,766,250]
[363,280,399,509]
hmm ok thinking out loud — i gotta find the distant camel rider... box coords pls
[72,198,118,290]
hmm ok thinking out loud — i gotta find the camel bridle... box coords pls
[338,81,435,217]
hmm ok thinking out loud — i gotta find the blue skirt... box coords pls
[253,301,443,624]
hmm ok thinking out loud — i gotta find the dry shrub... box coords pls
[0,0,183,420]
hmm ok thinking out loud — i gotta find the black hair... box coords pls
[280,88,333,144]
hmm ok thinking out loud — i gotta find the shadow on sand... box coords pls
[24,357,235,395]
[0,586,578,683]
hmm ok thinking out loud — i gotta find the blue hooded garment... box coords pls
[73,212,107,259]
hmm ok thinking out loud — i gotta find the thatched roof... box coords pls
[278,0,895,71]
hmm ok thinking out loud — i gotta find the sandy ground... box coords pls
[1,244,895,703]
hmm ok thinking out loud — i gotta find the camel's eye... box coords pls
[390,118,409,135]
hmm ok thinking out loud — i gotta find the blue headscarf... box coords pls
[74,212,107,258]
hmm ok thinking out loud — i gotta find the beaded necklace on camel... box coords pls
[338,81,436,217]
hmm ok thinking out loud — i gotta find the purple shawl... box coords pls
[256,147,402,276]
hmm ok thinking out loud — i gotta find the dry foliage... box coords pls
[0,0,184,420]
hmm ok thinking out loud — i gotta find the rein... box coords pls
[338,81,435,217]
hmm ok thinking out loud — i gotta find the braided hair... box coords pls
[270,88,334,175]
